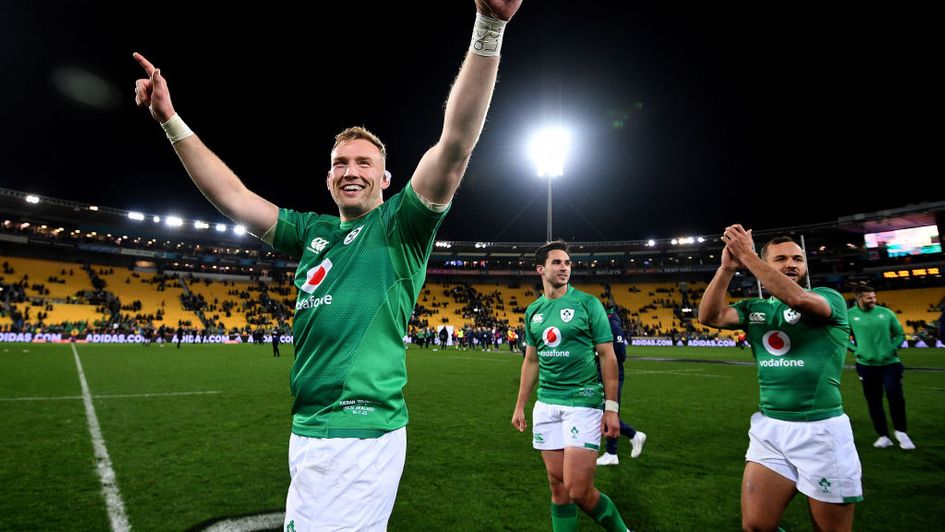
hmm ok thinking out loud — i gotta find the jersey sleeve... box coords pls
[524,306,539,347]
[812,287,847,322]
[887,308,906,349]
[270,208,317,261]
[384,181,451,274]
[729,299,752,329]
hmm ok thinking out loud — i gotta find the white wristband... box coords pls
[604,400,619,413]
[470,13,507,57]
[160,113,195,144]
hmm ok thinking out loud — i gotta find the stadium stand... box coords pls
[2,188,943,346]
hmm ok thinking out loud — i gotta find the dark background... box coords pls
[0,2,936,241]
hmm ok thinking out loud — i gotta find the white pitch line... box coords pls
[97,391,222,399]
[632,368,729,378]
[445,356,518,363]
[71,343,131,532]
[0,391,222,402]
[0,395,84,402]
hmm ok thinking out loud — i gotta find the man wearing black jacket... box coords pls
[596,307,647,465]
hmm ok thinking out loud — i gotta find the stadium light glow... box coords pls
[25,195,40,204]
[128,211,144,221]
[671,239,678,245]
[646,240,655,247]
[215,223,227,232]
[194,221,209,230]
[528,126,572,241]
[88,205,99,211]
[528,128,570,178]
[233,225,247,236]
[165,216,183,227]
[153,215,161,223]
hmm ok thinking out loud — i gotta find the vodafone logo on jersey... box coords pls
[542,326,563,348]
[301,259,333,294]
[762,330,791,356]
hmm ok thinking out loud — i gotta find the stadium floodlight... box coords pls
[128,211,145,221]
[88,205,99,211]
[646,239,655,247]
[233,224,247,236]
[25,195,40,204]
[194,221,209,230]
[697,236,705,243]
[153,215,161,223]
[165,216,183,227]
[671,239,678,245]
[528,126,571,241]
[215,223,227,232]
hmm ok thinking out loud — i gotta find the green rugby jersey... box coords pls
[848,304,905,366]
[524,285,613,408]
[731,287,851,422]
[271,182,448,438]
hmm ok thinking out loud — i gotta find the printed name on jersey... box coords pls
[343,225,364,245]
[783,308,801,325]
[532,313,544,323]
[340,398,379,416]
[749,312,767,323]
[560,308,575,322]
[301,259,333,294]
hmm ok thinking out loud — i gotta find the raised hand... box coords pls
[475,0,523,21]
[721,244,743,273]
[721,224,755,263]
[132,52,176,123]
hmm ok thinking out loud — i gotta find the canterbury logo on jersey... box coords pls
[749,312,767,323]
[301,259,332,294]
[307,237,329,254]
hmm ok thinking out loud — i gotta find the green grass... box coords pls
[1,343,943,530]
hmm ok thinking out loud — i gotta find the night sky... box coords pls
[0,2,936,242]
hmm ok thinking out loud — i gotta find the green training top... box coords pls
[848,304,905,366]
